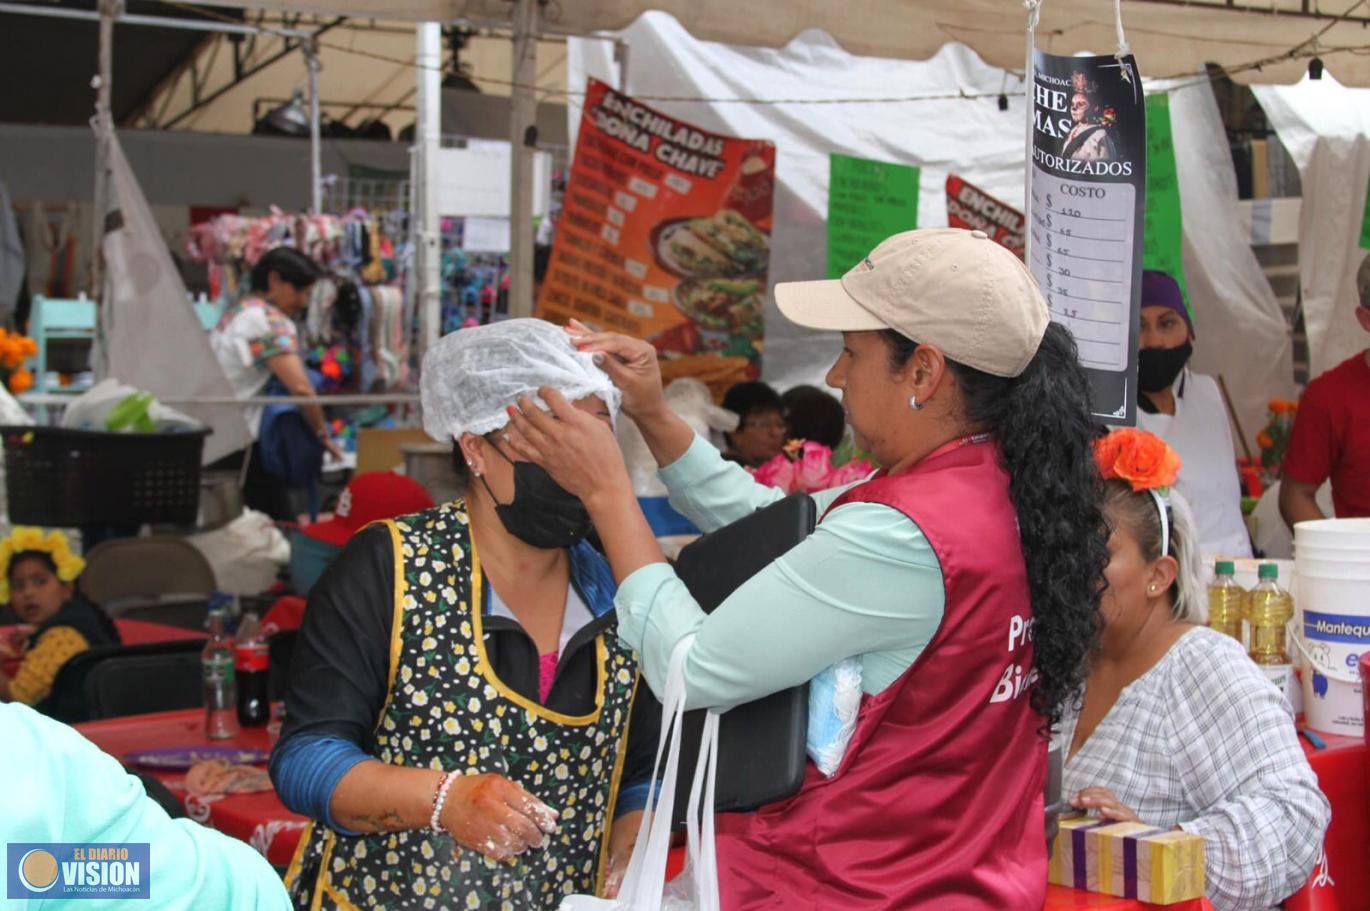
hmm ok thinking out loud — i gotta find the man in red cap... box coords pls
[270,472,434,631]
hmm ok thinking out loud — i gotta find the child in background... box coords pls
[0,528,119,712]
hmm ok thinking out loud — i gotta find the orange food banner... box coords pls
[945,175,1025,257]
[536,79,775,393]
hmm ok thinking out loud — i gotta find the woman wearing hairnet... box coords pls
[271,319,660,910]
[506,229,1108,909]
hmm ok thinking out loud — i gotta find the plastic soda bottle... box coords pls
[234,612,271,728]
[1207,560,1245,643]
[1248,563,1294,666]
[202,607,239,739]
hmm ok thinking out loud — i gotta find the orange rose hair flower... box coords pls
[1093,428,1182,493]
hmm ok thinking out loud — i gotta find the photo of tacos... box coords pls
[654,208,770,279]
[674,276,765,339]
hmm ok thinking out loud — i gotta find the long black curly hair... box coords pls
[883,322,1108,730]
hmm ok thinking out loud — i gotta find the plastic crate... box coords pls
[0,426,210,527]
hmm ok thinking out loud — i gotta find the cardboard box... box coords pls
[1049,816,1205,905]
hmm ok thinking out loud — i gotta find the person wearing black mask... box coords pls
[272,319,660,909]
[1135,270,1252,557]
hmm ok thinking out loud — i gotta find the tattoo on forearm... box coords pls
[344,808,408,831]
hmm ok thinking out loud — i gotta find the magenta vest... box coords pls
[714,437,1048,910]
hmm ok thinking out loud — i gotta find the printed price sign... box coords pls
[1029,51,1147,426]
[827,154,920,279]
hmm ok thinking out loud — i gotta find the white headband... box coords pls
[1149,487,1171,559]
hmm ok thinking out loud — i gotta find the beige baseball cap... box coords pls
[774,228,1050,378]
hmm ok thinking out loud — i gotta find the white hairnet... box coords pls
[420,318,622,441]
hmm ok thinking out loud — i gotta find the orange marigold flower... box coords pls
[1256,431,1275,449]
[1093,428,1182,492]
[8,368,33,394]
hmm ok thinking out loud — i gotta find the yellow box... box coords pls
[1050,816,1205,905]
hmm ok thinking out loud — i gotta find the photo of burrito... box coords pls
[653,208,770,279]
[674,276,765,339]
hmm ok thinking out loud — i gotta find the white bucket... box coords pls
[1293,518,1370,551]
[1293,521,1370,737]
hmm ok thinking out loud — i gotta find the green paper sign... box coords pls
[1360,176,1370,249]
[1142,93,1191,316]
[826,154,920,279]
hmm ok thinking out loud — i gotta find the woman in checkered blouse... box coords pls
[1062,429,1330,911]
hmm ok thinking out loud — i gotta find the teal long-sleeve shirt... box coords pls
[615,435,946,712]
[3,702,290,910]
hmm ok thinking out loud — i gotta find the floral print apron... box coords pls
[285,502,638,910]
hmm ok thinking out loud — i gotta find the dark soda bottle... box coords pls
[235,612,271,727]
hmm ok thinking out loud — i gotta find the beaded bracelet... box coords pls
[430,771,458,834]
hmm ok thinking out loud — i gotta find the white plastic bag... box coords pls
[184,509,290,595]
[61,378,202,433]
[806,658,863,777]
[560,638,721,911]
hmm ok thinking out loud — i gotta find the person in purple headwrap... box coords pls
[1135,270,1253,557]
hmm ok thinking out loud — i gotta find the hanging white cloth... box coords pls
[96,123,251,464]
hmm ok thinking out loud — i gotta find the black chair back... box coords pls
[47,640,205,723]
[118,598,210,631]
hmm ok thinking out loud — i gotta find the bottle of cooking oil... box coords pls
[1207,560,1245,643]
[1248,563,1294,666]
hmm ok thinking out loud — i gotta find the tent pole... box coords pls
[415,22,443,354]
[508,0,538,318]
[92,0,119,299]
[306,40,322,214]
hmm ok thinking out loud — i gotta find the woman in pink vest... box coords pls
[508,228,1109,909]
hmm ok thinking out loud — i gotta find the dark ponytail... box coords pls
[250,247,324,293]
[883,323,1108,729]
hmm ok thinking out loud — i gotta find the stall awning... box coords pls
[193,0,1370,86]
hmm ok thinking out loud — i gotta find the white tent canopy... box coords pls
[570,12,1294,448]
[197,0,1370,86]
[1254,75,1370,380]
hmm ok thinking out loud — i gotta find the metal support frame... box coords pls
[414,23,443,356]
[306,40,322,214]
[508,0,539,319]
[1127,0,1370,25]
[159,16,344,129]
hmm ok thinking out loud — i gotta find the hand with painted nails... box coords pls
[440,772,560,863]
[1070,787,1142,824]
[565,319,667,420]
[504,388,631,505]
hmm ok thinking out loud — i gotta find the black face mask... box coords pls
[1137,341,1192,394]
[480,444,593,550]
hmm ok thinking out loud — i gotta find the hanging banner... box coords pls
[945,175,1025,257]
[1142,93,1191,314]
[826,154,920,278]
[1360,175,1370,249]
[1029,51,1147,426]
[536,78,775,381]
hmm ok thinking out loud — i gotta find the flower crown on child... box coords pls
[1094,428,1183,557]
[0,528,85,603]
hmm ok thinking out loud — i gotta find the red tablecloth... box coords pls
[1287,733,1369,911]
[75,707,307,868]
[1,617,207,677]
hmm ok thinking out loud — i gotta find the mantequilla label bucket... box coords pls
[1293,610,1368,738]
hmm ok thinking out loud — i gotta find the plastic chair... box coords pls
[81,536,217,615]
[81,647,205,720]
[46,640,204,723]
